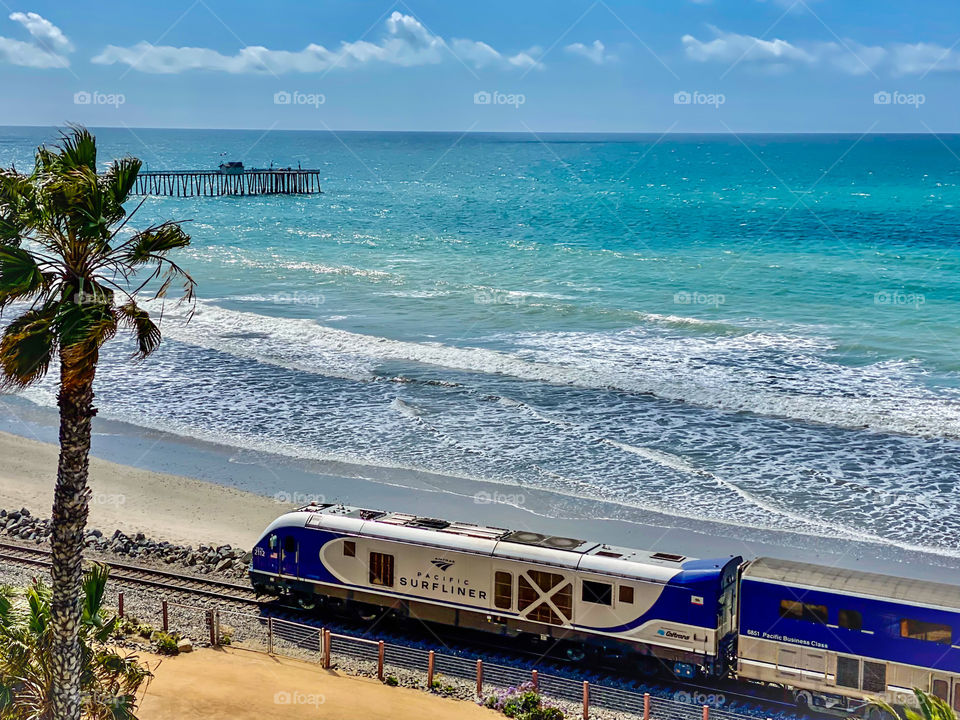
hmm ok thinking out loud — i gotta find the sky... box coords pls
[0,0,959,133]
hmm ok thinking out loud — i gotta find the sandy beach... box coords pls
[137,647,493,720]
[0,430,289,548]
[1,408,959,586]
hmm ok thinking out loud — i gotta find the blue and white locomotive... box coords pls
[250,503,741,678]
[250,503,960,715]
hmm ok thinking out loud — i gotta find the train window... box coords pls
[836,657,860,689]
[839,609,862,631]
[779,599,827,624]
[268,534,278,551]
[528,570,564,592]
[620,585,634,604]
[582,581,613,606]
[369,552,394,587]
[900,619,952,645]
[518,576,539,611]
[933,680,949,702]
[343,541,356,557]
[553,583,573,620]
[518,573,571,625]
[283,536,297,554]
[494,572,513,610]
[862,661,886,693]
[527,602,563,625]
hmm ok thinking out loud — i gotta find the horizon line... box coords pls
[2,124,960,136]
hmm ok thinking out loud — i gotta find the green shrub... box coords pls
[503,691,541,718]
[384,675,399,687]
[484,684,564,720]
[151,631,181,655]
[522,707,564,720]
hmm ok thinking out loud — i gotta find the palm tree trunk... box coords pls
[49,354,97,720]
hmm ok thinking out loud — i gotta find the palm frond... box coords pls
[56,125,98,171]
[0,304,58,388]
[120,222,191,266]
[102,156,142,208]
[116,301,162,359]
[0,244,52,308]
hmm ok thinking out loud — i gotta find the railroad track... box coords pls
[0,540,259,604]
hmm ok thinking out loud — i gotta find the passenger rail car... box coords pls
[737,557,960,715]
[250,503,742,678]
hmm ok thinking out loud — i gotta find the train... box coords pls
[249,503,960,715]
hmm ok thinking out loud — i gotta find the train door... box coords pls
[930,676,960,714]
[279,534,299,578]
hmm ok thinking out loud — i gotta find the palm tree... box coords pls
[873,689,958,720]
[0,126,194,719]
[0,563,152,719]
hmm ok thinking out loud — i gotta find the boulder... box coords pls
[176,638,193,653]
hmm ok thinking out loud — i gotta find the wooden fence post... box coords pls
[162,600,168,632]
[644,692,650,720]
[267,616,273,654]
[378,641,385,681]
[206,610,216,646]
[703,705,710,720]
[583,681,590,720]
[476,659,483,696]
[427,651,435,688]
[531,669,538,690]
[118,592,123,618]
[322,629,331,669]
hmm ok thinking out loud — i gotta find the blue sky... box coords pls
[1,0,959,132]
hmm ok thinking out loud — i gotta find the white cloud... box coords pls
[0,12,71,68]
[888,42,960,75]
[92,12,542,74]
[10,11,73,53]
[682,27,815,65]
[564,40,614,65]
[683,26,960,76]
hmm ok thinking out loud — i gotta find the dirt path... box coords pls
[137,647,495,720]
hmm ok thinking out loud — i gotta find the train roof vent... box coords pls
[407,517,451,530]
[352,509,386,521]
[651,552,686,562]
[502,531,548,545]
[543,536,583,550]
[596,550,622,558]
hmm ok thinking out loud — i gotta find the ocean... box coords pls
[1,127,959,562]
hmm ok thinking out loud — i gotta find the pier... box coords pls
[132,168,323,197]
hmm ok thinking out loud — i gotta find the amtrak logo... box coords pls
[430,558,455,572]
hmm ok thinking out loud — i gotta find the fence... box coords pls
[121,593,768,720]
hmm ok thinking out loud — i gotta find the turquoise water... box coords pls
[2,127,960,557]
